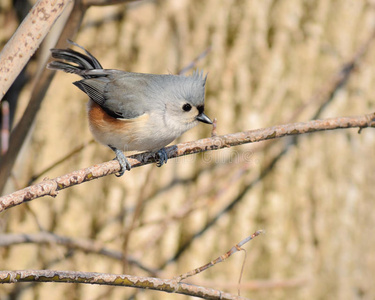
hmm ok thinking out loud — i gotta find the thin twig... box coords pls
[28,139,95,185]
[175,230,263,282]
[187,277,308,290]
[238,248,247,296]
[178,46,212,75]
[0,270,250,300]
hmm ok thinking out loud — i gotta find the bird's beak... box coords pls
[196,113,213,124]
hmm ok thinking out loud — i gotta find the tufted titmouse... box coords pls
[48,41,212,176]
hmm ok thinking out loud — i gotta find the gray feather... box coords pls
[48,44,206,120]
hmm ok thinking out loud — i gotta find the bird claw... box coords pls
[156,148,168,167]
[110,147,131,177]
[115,156,131,177]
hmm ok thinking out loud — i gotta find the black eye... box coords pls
[182,103,192,112]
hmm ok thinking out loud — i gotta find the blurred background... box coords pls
[1,0,375,299]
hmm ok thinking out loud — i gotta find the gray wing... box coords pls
[73,70,150,119]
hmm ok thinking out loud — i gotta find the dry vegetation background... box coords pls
[1,0,375,299]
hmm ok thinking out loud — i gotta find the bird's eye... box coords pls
[182,103,192,112]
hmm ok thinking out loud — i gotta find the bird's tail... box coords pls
[47,40,103,78]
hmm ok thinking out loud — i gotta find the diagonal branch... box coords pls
[0,112,374,213]
[0,0,71,99]
[0,270,250,300]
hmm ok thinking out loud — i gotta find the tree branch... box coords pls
[0,0,71,99]
[0,270,249,300]
[0,232,157,275]
[1,112,374,212]
[0,0,88,195]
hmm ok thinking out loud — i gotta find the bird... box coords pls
[47,41,212,176]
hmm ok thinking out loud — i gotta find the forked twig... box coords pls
[174,230,263,282]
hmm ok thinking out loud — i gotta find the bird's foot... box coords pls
[156,148,168,167]
[110,146,131,177]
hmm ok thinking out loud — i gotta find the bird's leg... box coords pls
[156,148,168,167]
[109,146,131,177]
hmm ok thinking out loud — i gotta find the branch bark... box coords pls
[0,0,72,99]
[83,0,140,6]
[1,112,374,212]
[0,270,249,300]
